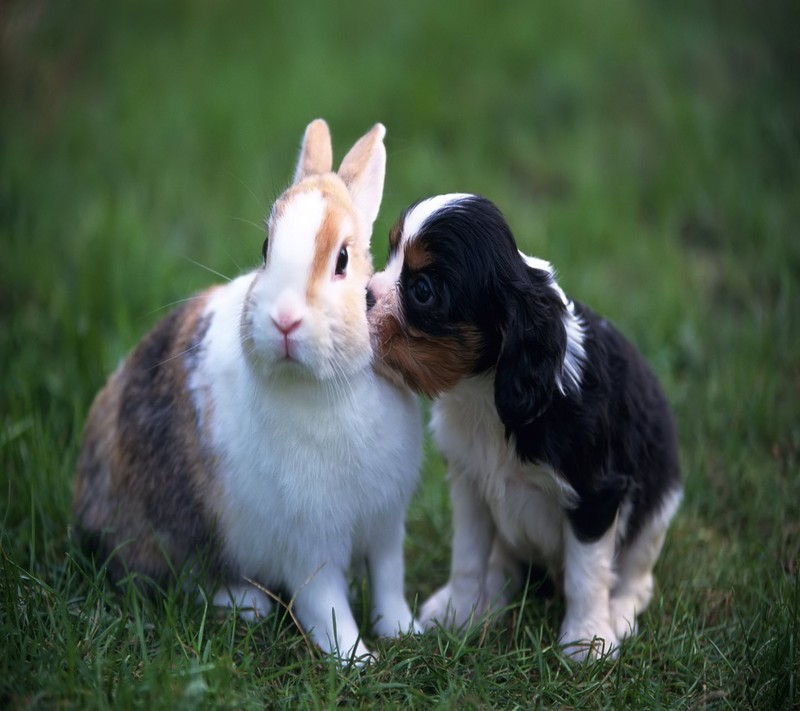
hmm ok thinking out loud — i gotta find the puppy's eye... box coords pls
[410,275,434,306]
[335,246,348,277]
[262,235,269,264]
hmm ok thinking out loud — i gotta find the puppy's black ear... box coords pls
[494,272,566,429]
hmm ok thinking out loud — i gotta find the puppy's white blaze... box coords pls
[403,193,473,243]
[520,252,586,395]
[371,252,403,302]
[372,194,469,299]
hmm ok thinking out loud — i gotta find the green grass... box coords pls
[2,0,798,707]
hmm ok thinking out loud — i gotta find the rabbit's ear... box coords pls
[293,119,333,183]
[337,123,386,228]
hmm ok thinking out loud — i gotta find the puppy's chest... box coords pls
[431,378,570,562]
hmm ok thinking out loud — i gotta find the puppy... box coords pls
[368,194,682,660]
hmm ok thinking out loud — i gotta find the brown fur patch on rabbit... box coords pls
[74,291,223,584]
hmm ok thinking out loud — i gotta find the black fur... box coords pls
[398,195,680,544]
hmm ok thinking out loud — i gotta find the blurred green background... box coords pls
[2,0,798,707]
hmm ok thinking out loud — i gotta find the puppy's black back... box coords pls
[509,301,680,544]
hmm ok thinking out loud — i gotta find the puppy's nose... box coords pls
[368,272,389,303]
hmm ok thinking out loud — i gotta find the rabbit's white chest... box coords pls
[191,277,421,585]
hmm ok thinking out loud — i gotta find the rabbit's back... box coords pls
[73,289,223,584]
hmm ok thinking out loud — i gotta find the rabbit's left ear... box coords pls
[337,123,386,228]
[293,119,333,183]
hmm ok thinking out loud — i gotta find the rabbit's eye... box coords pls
[262,236,269,264]
[335,246,349,277]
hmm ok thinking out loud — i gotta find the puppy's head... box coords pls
[368,194,585,427]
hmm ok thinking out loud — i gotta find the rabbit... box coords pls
[73,119,423,662]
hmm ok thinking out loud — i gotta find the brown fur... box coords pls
[307,191,373,357]
[369,292,484,398]
[403,239,433,271]
[269,151,379,369]
[388,219,403,254]
[308,190,353,290]
[73,290,222,586]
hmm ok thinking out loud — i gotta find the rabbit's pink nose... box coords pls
[272,314,302,335]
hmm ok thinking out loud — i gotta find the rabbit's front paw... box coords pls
[372,602,420,638]
[212,583,274,622]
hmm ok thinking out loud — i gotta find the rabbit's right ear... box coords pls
[337,123,386,228]
[293,119,333,184]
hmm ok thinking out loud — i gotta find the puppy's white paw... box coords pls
[609,595,639,640]
[559,617,619,662]
[372,604,421,638]
[419,584,456,629]
[345,640,376,666]
[419,583,483,630]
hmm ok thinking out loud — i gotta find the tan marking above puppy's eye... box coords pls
[388,222,402,253]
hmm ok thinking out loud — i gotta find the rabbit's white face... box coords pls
[242,181,373,382]
[241,119,385,383]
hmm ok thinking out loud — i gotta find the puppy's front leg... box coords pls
[559,518,619,661]
[420,470,495,629]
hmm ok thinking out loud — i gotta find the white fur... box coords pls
[420,373,678,662]
[369,255,403,305]
[403,193,473,244]
[420,375,575,627]
[191,277,422,659]
[246,190,369,382]
[183,123,422,661]
[262,189,327,335]
[370,193,471,303]
[609,486,682,640]
[268,190,326,297]
[559,520,619,660]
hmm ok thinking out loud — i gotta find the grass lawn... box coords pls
[2,0,798,707]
